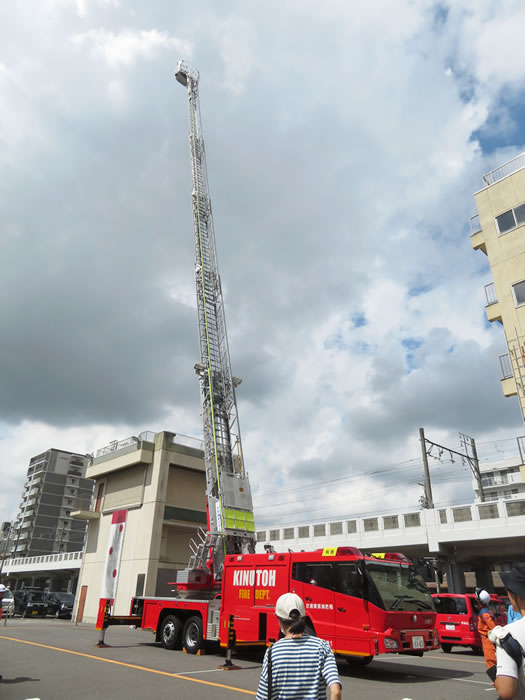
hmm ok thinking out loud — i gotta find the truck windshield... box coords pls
[365,562,433,611]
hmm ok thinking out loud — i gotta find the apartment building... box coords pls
[471,153,525,420]
[9,449,93,557]
[472,455,525,502]
[72,430,206,623]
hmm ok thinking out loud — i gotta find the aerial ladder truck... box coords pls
[96,62,439,660]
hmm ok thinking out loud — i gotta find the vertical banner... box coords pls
[100,509,127,601]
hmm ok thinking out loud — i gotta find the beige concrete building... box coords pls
[471,153,525,421]
[72,431,206,623]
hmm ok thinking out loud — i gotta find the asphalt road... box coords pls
[0,617,495,700]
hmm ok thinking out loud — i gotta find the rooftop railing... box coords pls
[171,433,203,451]
[95,430,155,458]
[483,152,525,187]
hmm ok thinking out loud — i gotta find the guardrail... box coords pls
[95,430,155,458]
[483,152,525,186]
[172,433,203,450]
[256,496,525,547]
[2,550,83,573]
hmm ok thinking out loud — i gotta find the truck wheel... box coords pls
[472,646,483,655]
[183,616,203,654]
[346,655,373,666]
[161,615,183,650]
[441,643,452,653]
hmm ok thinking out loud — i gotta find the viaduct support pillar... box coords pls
[445,560,466,593]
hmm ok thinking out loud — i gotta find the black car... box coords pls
[45,592,74,618]
[13,589,47,617]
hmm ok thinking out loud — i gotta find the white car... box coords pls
[1,589,15,616]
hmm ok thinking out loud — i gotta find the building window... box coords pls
[346,520,357,534]
[283,528,295,540]
[512,281,525,307]
[298,526,310,539]
[329,521,343,535]
[404,513,421,527]
[439,510,447,524]
[313,524,326,537]
[383,515,399,530]
[363,518,378,532]
[269,529,280,541]
[256,531,266,542]
[496,203,525,235]
[94,483,104,513]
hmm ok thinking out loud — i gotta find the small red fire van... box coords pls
[432,593,507,653]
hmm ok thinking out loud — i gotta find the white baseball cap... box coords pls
[0,584,7,593]
[275,593,305,621]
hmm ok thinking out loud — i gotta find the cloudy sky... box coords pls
[2,0,525,531]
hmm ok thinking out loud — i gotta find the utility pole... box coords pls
[421,429,486,504]
[459,433,485,503]
[419,428,434,509]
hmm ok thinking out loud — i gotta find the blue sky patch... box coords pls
[408,284,433,297]
[432,3,449,32]
[351,312,368,328]
[324,333,348,351]
[472,92,525,155]
[402,337,424,351]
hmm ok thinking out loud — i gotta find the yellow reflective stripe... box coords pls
[322,547,338,557]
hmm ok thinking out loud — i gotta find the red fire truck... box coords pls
[95,63,438,663]
[97,547,438,662]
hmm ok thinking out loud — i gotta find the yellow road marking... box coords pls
[0,635,256,695]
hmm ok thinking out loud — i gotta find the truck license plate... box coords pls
[412,636,424,649]
[32,610,38,615]
[445,624,455,630]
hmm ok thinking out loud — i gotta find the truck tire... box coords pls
[441,643,452,653]
[160,615,183,650]
[183,616,203,654]
[346,655,374,666]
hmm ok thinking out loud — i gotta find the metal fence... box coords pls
[171,433,203,450]
[483,153,525,186]
[95,430,155,458]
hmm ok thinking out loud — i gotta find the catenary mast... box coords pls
[175,61,255,585]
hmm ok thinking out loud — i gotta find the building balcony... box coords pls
[484,283,502,322]
[500,354,517,396]
[470,214,487,254]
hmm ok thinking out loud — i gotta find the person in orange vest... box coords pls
[477,588,497,671]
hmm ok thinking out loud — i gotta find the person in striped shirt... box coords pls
[256,593,342,700]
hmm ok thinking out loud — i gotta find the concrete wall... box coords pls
[74,432,206,623]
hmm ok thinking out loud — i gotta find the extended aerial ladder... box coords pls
[175,61,256,587]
